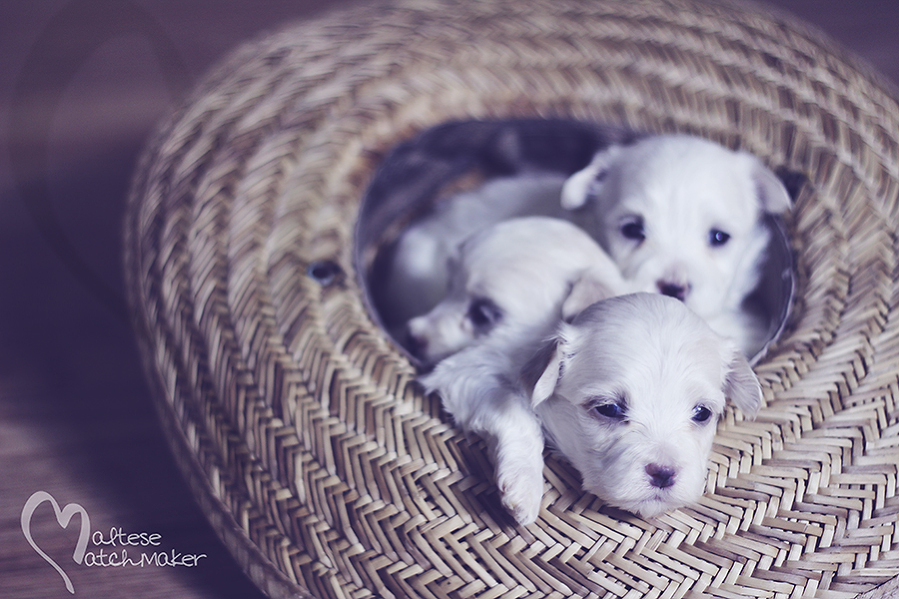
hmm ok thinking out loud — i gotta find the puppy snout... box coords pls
[645,463,677,489]
[404,329,428,358]
[657,280,690,302]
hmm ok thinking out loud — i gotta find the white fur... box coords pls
[561,135,791,356]
[423,293,762,525]
[382,173,569,328]
[406,216,628,365]
[385,135,789,357]
[528,294,762,520]
[421,341,548,525]
[413,215,630,525]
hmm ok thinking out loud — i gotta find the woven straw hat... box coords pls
[124,0,899,597]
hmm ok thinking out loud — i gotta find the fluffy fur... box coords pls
[381,173,569,330]
[527,294,762,520]
[420,339,548,525]
[406,216,628,365]
[383,134,790,357]
[561,135,791,356]
[423,293,762,525]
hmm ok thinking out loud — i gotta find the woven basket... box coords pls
[124,1,899,598]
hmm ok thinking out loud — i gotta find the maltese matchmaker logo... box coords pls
[21,491,208,594]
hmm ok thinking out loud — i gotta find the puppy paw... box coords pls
[496,460,544,525]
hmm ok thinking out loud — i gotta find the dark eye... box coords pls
[586,169,608,197]
[692,405,714,424]
[709,229,731,247]
[620,218,645,242]
[591,401,627,421]
[467,298,502,331]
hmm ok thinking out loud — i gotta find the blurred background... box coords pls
[1,1,897,597]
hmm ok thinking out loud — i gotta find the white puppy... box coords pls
[527,293,762,520]
[561,135,791,357]
[413,216,629,524]
[423,293,762,525]
[406,215,627,365]
[380,173,569,330]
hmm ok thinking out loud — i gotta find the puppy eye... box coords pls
[585,171,608,200]
[467,298,502,331]
[709,229,731,247]
[592,401,627,421]
[620,217,646,242]
[692,405,714,424]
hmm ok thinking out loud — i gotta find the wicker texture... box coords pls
[124,0,899,597]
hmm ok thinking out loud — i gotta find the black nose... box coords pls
[645,463,677,489]
[658,282,688,302]
[405,330,427,358]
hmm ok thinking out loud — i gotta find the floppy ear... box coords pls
[522,334,567,408]
[749,156,792,214]
[722,345,763,419]
[560,145,622,209]
[561,267,619,321]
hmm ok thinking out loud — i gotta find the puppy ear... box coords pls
[522,335,566,407]
[749,156,792,214]
[561,267,620,321]
[722,345,763,419]
[561,145,621,209]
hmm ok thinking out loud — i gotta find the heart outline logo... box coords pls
[21,490,91,594]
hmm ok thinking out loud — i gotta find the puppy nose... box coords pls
[645,463,677,489]
[405,330,428,358]
[657,281,689,302]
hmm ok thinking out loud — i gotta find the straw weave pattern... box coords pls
[125,0,899,597]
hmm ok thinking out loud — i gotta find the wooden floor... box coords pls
[1,1,897,598]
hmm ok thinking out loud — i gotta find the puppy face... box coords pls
[561,136,791,323]
[527,293,762,517]
[406,216,625,364]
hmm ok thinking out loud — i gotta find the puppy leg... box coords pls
[493,424,544,524]
[421,349,546,525]
[478,395,546,525]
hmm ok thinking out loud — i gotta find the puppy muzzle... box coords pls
[657,281,690,302]
[645,463,677,489]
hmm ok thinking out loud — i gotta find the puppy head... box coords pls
[406,217,622,365]
[525,293,762,518]
[561,135,791,321]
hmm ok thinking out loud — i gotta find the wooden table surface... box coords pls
[1,2,897,598]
